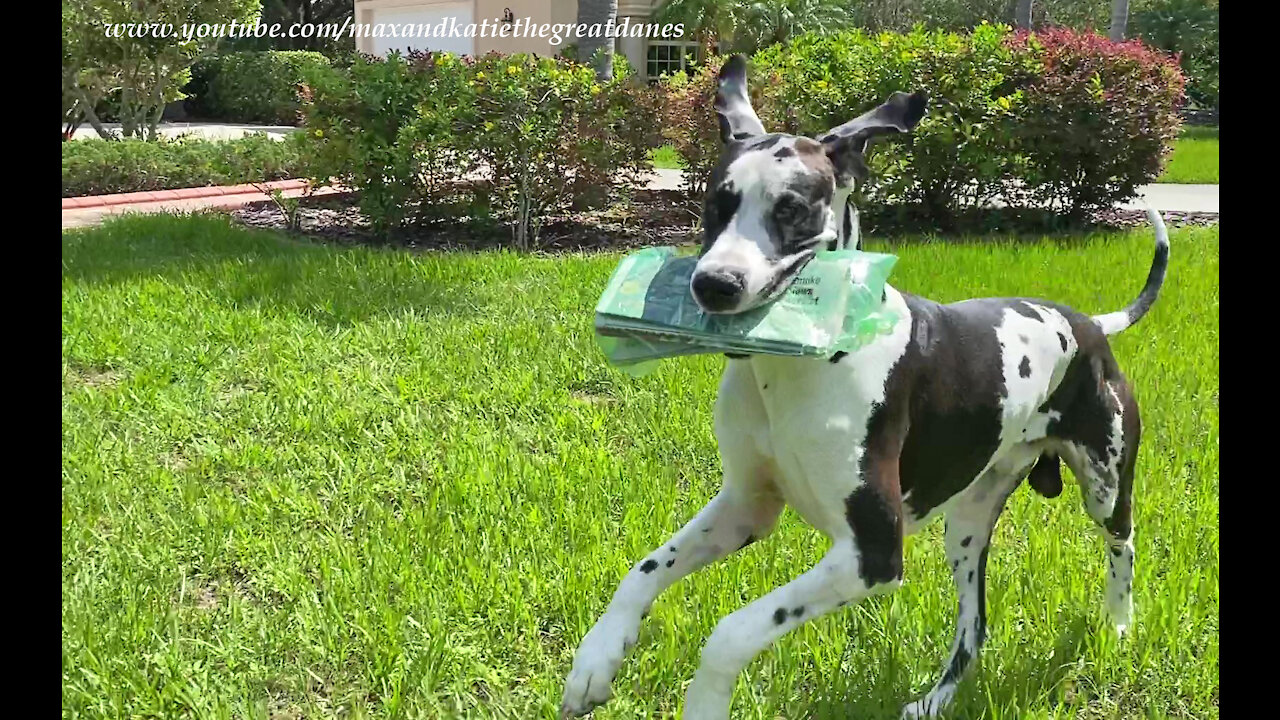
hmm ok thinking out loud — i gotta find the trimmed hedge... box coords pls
[187,51,331,124]
[662,25,1185,223]
[300,51,661,248]
[62,133,306,197]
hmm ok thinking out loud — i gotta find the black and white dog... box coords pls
[562,55,1166,719]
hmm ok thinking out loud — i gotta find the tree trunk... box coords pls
[301,0,313,51]
[575,0,617,80]
[1109,0,1129,42]
[1015,0,1033,29]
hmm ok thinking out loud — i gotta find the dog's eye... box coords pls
[773,196,807,224]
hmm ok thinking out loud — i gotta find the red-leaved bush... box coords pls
[1010,28,1186,217]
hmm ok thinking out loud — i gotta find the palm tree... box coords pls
[742,0,854,52]
[655,0,740,57]
[1109,0,1130,41]
[576,0,618,80]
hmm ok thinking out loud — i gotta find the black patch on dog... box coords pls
[1028,452,1063,498]
[749,134,783,151]
[1019,334,1029,344]
[844,482,902,584]
[968,570,974,583]
[639,559,658,573]
[830,351,847,364]
[1011,302,1042,321]
[1019,356,1032,378]
[1058,332,1068,351]
[961,536,972,548]
[893,295,1008,521]
[773,608,788,625]
[774,146,795,158]
[791,607,805,617]
[701,182,742,250]
[941,645,972,686]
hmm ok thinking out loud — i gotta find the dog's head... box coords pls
[691,55,927,314]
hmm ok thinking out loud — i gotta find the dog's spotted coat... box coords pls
[562,55,1164,719]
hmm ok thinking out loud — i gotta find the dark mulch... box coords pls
[232,189,703,253]
[232,192,1217,252]
[1092,208,1219,229]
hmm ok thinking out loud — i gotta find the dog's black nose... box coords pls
[691,270,745,312]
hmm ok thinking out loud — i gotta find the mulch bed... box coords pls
[232,189,703,253]
[232,193,1217,252]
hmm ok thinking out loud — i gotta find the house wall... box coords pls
[352,0,676,77]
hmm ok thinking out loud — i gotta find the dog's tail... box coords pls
[1092,208,1170,335]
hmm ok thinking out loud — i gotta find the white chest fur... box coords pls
[712,287,914,539]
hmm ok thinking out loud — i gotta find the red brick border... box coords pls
[62,178,311,210]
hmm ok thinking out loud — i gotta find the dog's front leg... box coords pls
[561,487,783,719]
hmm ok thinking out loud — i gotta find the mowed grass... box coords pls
[1158,126,1219,184]
[649,144,685,170]
[63,214,1218,719]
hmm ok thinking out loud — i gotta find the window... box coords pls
[646,42,699,79]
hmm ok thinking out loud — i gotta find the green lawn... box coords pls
[649,144,685,170]
[63,214,1219,719]
[1159,126,1219,184]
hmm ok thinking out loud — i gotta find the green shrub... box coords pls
[62,133,305,197]
[660,25,1183,225]
[299,51,661,247]
[188,51,332,125]
[753,24,1040,219]
[1132,0,1218,111]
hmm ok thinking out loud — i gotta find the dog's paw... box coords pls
[561,618,634,717]
[560,657,616,718]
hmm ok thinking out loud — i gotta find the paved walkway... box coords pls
[61,182,344,229]
[67,122,298,142]
[645,169,1220,213]
[62,168,1219,230]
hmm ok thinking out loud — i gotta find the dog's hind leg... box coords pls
[684,533,900,720]
[901,467,1023,719]
[1058,378,1140,635]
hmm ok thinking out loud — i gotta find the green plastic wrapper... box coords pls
[594,247,899,376]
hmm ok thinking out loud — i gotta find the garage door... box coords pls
[370,2,474,57]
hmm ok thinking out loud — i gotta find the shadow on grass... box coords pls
[62,212,491,328]
[793,614,1095,719]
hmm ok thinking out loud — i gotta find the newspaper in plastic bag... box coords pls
[594,247,899,376]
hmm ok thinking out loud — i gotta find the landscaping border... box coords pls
[62,178,310,209]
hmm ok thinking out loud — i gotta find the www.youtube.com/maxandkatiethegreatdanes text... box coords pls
[100,17,688,48]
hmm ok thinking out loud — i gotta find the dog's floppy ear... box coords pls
[819,91,927,185]
[715,54,766,144]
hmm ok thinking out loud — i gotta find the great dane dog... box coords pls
[561,55,1165,719]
